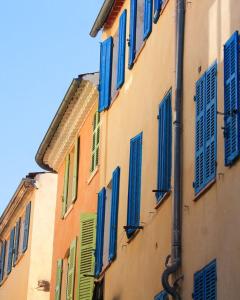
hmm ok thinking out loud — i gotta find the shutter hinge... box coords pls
[157,115,160,120]
[123,225,144,230]
[192,182,195,188]
[193,96,196,101]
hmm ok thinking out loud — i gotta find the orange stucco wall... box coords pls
[50,101,99,299]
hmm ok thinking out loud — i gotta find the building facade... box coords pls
[90,0,240,299]
[0,172,57,300]
[35,73,100,300]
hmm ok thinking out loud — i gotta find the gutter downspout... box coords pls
[161,0,185,299]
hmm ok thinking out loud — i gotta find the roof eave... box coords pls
[90,0,115,37]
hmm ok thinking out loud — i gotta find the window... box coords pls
[62,137,80,217]
[95,167,120,276]
[55,239,77,300]
[194,63,217,195]
[224,31,240,166]
[153,0,163,23]
[128,0,152,69]
[7,227,15,274]
[13,218,21,266]
[116,10,127,90]
[126,133,143,238]
[76,213,96,300]
[0,240,6,282]
[193,260,217,300]
[99,37,113,112]
[156,91,172,202]
[22,201,31,252]
[154,291,169,300]
[91,112,100,173]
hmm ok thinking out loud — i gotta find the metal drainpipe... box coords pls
[161,0,185,299]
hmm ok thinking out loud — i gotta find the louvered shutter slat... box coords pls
[143,0,153,40]
[76,214,96,300]
[67,238,77,300]
[205,64,217,183]
[109,167,120,262]
[116,10,127,89]
[224,31,240,165]
[22,202,31,253]
[55,259,63,300]
[99,37,113,112]
[95,188,106,277]
[193,270,205,300]
[195,76,206,194]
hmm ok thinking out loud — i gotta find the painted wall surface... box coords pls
[99,0,240,299]
[50,101,99,300]
[182,0,240,299]
[27,173,57,300]
[99,1,175,299]
[0,173,57,300]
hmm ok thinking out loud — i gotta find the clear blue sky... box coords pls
[0,0,103,215]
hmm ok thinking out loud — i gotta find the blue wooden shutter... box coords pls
[143,0,153,40]
[108,167,120,262]
[0,240,6,282]
[224,31,240,165]
[193,270,204,300]
[195,75,205,194]
[128,0,137,69]
[153,0,162,23]
[126,133,143,238]
[156,91,172,201]
[95,188,106,277]
[193,260,216,300]
[22,202,31,252]
[154,291,169,300]
[13,218,21,265]
[99,37,113,112]
[205,64,217,184]
[7,227,15,274]
[116,10,127,89]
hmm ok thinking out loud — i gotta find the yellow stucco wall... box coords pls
[0,173,57,300]
[182,0,240,299]
[99,0,240,299]
[99,0,175,299]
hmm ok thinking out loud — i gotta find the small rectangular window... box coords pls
[0,240,6,282]
[126,133,143,238]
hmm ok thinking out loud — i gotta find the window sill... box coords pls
[194,179,216,201]
[63,204,74,219]
[87,166,99,185]
[155,191,171,209]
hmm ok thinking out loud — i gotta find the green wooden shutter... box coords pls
[67,238,77,300]
[72,137,80,203]
[62,154,70,217]
[76,213,97,300]
[55,259,63,300]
